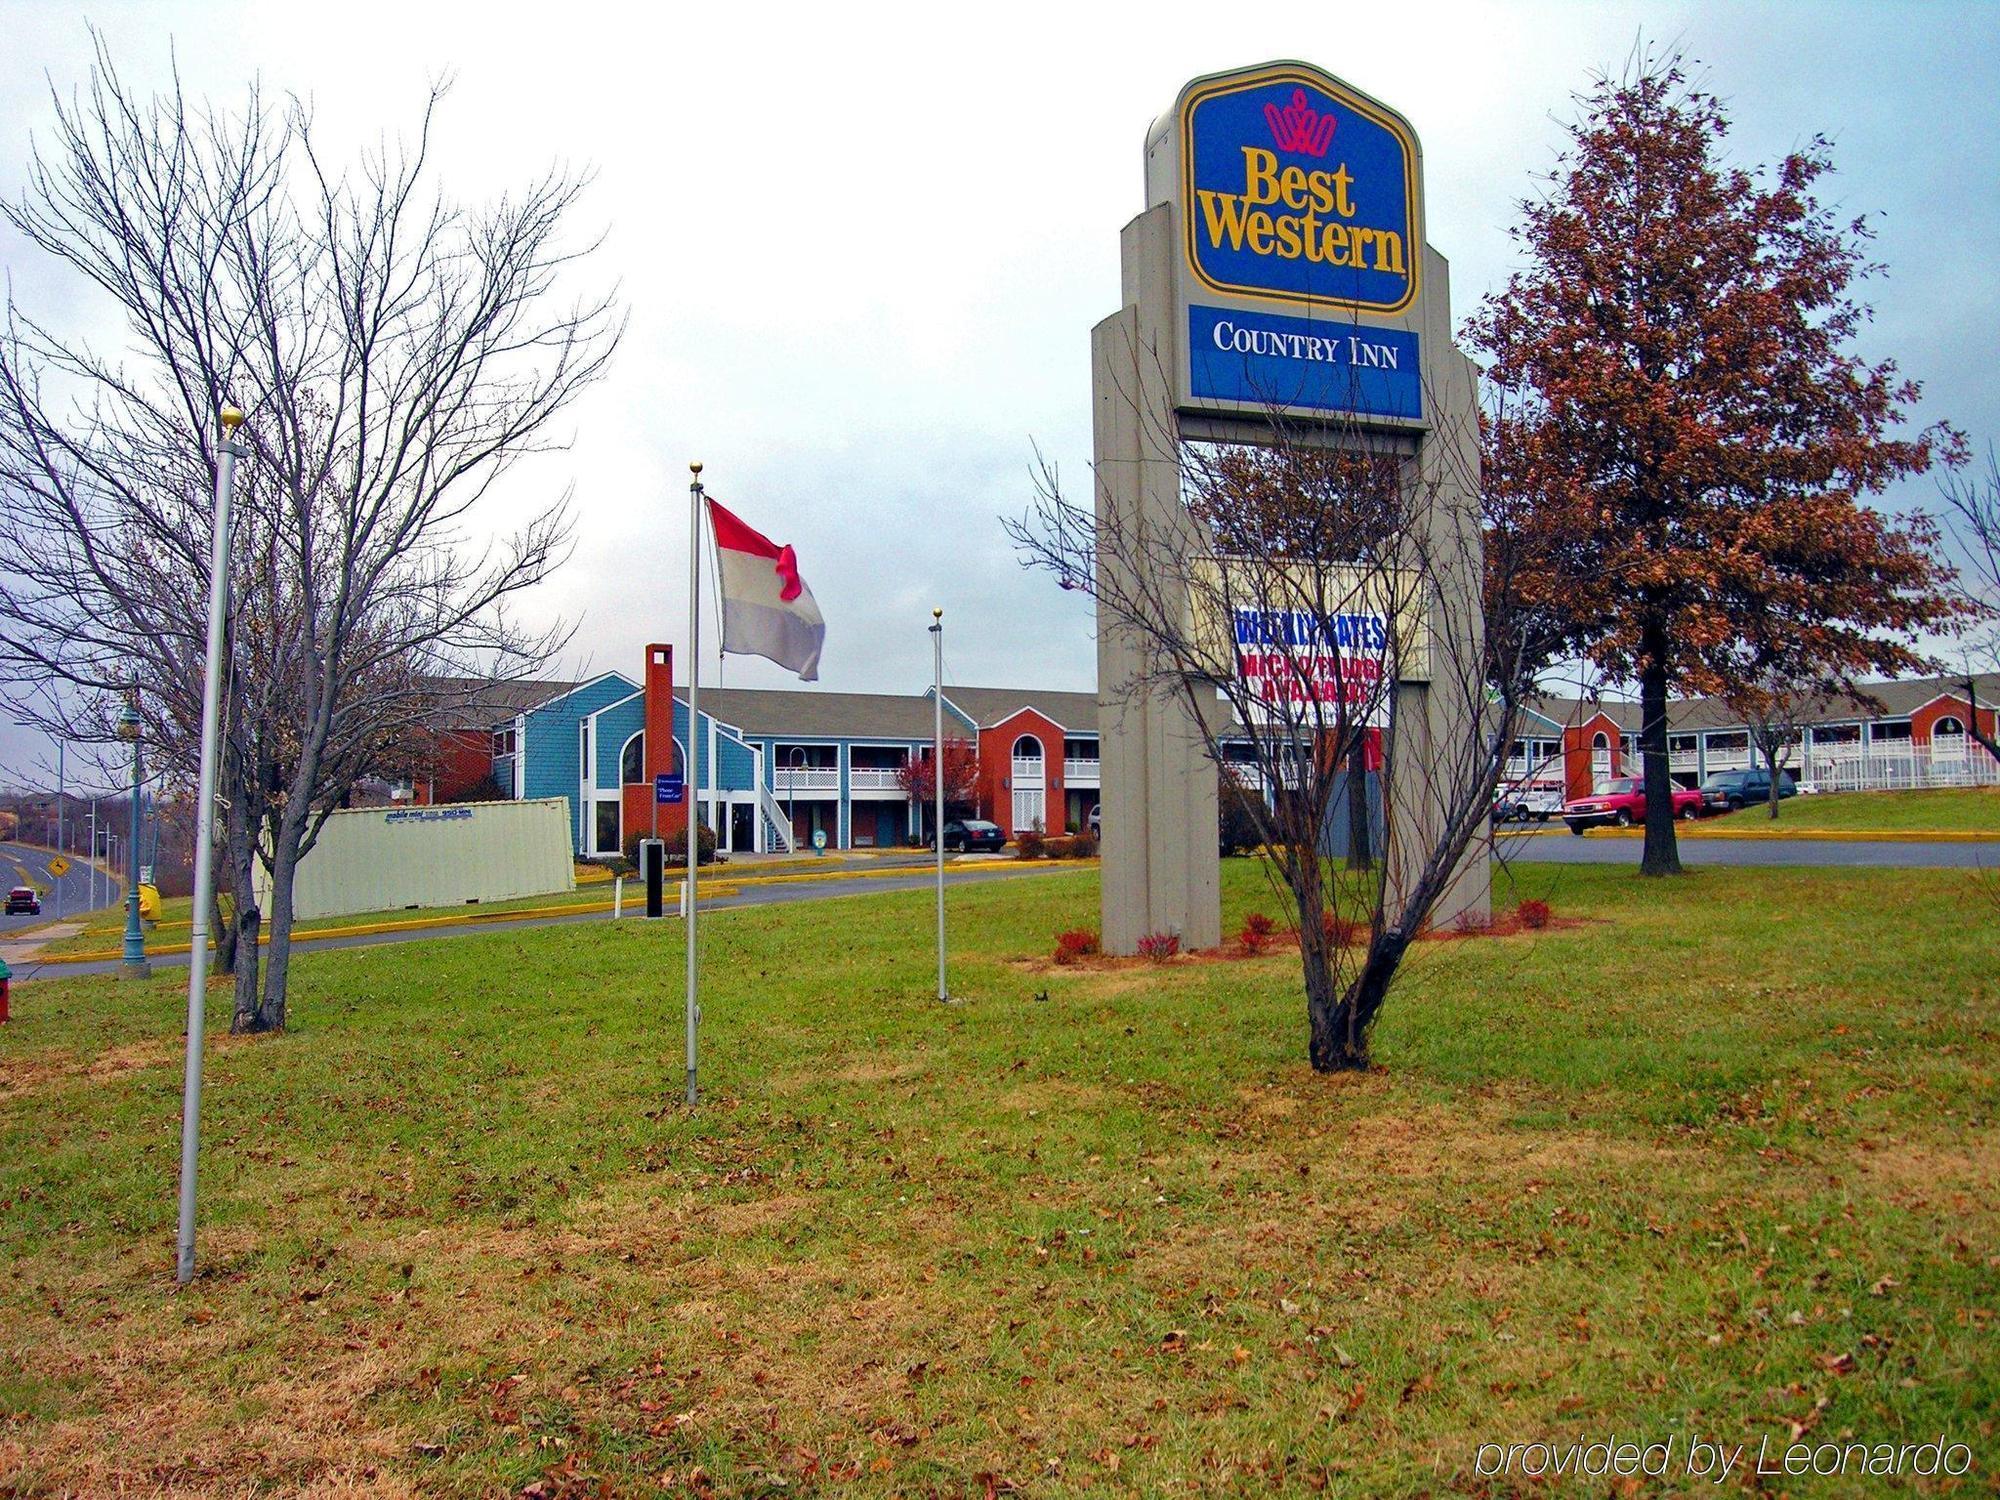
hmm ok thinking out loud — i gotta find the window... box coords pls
[492,726,516,758]
[595,799,620,854]
[621,732,644,785]
[1012,735,1044,763]
[1935,715,1965,736]
[1872,720,1912,742]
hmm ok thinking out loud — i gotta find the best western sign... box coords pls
[1146,62,1426,423]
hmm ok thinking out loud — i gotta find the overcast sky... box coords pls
[3,1,1996,789]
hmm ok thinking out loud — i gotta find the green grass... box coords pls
[1,861,1995,1495]
[1733,784,2000,833]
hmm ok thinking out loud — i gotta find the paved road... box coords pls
[0,841,117,935]
[5,859,1067,982]
[1498,831,2000,869]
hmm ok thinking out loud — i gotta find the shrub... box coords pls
[1453,908,1491,935]
[1015,825,1047,860]
[1063,832,1098,859]
[1052,928,1099,965]
[1516,898,1552,930]
[1137,929,1181,962]
[1320,909,1366,947]
[1239,911,1277,953]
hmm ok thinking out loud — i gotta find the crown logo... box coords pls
[1264,88,1336,157]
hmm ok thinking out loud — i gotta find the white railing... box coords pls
[1012,756,1045,784]
[1064,757,1100,783]
[848,767,904,791]
[1798,739,2000,793]
[774,766,839,793]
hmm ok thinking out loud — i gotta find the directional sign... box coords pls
[46,855,70,878]
[655,773,685,806]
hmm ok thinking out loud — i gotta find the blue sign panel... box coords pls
[1188,305,1420,420]
[655,773,684,805]
[1182,67,1419,314]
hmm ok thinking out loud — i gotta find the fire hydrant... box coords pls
[0,956,10,1024]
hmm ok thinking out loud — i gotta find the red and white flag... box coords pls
[707,497,826,681]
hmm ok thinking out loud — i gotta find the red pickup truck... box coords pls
[1563,777,1703,833]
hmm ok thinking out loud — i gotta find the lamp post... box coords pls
[117,696,149,977]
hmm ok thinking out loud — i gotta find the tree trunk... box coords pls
[1767,765,1782,819]
[259,815,305,1032]
[1638,627,1682,877]
[228,833,263,1034]
[1346,737,1372,871]
[211,881,236,977]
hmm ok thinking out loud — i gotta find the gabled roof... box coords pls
[675,687,948,742]
[941,685,1100,734]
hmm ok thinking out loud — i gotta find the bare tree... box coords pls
[1008,339,1563,1071]
[1940,450,2000,762]
[1723,670,1811,818]
[0,41,619,1030]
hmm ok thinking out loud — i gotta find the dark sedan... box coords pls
[937,819,1006,853]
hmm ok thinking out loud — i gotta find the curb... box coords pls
[1504,824,1999,844]
[26,858,1088,965]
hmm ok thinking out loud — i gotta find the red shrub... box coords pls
[1320,909,1366,947]
[1015,827,1047,860]
[1137,930,1181,962]
[1053,928,1099,965]
[1239,911,1277,953]
[1516,898,1552,930]
[1453,908,1491,935]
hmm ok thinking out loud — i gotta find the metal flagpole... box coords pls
[177,404,244,1284]
[931,609,948,1003]
[685,462,703,1106]
[55,742,64,920]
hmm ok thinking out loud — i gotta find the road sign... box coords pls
[655,773,685,805]
[46,856,70,878]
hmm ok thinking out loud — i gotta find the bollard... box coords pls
[0,956,11,1024]
[613,876,624,920]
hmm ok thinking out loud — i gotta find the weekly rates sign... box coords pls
[1181,68,1421,421]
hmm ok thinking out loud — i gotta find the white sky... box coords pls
[3,0,1996,787]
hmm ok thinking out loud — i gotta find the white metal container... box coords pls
[256,797,576,920]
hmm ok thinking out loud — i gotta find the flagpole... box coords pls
[686,462,703,1107]
[931,608,948,1004]
[178,404,244,1284]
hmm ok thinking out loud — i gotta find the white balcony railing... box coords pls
[1011,756,1045,784]
[1063,756,1100,784]
[848,767,904,791]
[773,766,839,794]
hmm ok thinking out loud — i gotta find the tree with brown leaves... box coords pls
[1470,52,1965,875]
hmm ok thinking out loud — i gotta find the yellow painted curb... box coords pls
[1508,824,1998,844]
[27,858,1084,965]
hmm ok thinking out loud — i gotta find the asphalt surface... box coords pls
[1498,830,2000,869]
[0,840,119,934]
[5,858,1066,982]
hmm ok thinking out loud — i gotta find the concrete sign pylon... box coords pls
[1094,60,1489,956]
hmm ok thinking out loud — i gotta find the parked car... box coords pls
[1701,768,1799,813]
[6,885,41,916]
[936,819,1006,853]
[1492,785,1563,823]
[1563,778,1703,833]
[1087,804,1101,837]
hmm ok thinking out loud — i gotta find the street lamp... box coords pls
[117,696,150,978]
